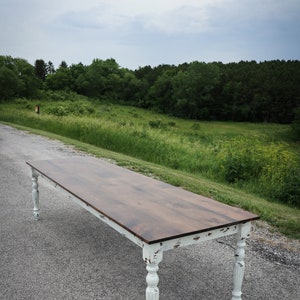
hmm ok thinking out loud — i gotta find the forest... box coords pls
[0,55,300,125]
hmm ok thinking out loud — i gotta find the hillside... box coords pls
[0,96,299,238]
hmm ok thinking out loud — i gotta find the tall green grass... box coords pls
[1,98,299,208]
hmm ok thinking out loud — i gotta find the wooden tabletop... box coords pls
[26,157,259,244]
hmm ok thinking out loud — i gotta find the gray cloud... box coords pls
[0,0,299,69]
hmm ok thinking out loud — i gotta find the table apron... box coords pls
[159,224,239,251]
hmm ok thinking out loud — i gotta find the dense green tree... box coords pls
[171,62,221,119]
[147,69,176,113]
[120,70,145,104]
[0,56,40,100]
[134,65,156,86]
[134,60,299,123]
[46,67,72,91]
[34,59,47,81]
[0,66,21,99]
[2,55,300,124]
[81,59,106,97]
[15,58,41,97]
[68,63,86,93]
[77,58,123,98]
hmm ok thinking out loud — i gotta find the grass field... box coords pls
[1,96,299,239]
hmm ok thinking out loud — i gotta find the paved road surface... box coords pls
[0,124,299,299]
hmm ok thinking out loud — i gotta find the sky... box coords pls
[1,0,299,70]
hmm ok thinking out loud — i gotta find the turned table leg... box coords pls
[31,169,40,220]
[231,222,251,300]
[143,244,163,300]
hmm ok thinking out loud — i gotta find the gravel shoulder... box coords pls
[0,124,299,300]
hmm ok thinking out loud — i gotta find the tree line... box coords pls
[1,55,299,124]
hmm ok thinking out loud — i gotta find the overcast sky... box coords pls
[1,0,299,70]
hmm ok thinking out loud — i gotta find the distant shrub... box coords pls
[44,90,69,101]
[149,120,165,128]
[275,168,300,207]
[259,143,300,207]
[191,123,200,130]
[15,98,28,104]
[44,101,95,116]
[224,149,262,183]
[43,90,87,102]
[168,121,176,127]
[220,138,300,207]
[46,105,68,116]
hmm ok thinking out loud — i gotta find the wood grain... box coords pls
[27,157,259,244]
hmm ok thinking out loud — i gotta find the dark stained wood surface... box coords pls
[26,157,259,244]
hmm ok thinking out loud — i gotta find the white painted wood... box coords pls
[143,244,163,265]
[31,168,40,220]
[231,222,251,300]
[143,244,163,300]
[146,263,160,300]
[160,224,239,251]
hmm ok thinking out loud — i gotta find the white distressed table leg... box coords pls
[31,169,40,220]
[143,244,163,300]
[231,222,251,300]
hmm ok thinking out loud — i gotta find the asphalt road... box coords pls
[0,124,299,300]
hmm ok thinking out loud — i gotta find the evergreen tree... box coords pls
[34,59,47,81]
[59,61,68,68]
[47,61,55,74]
